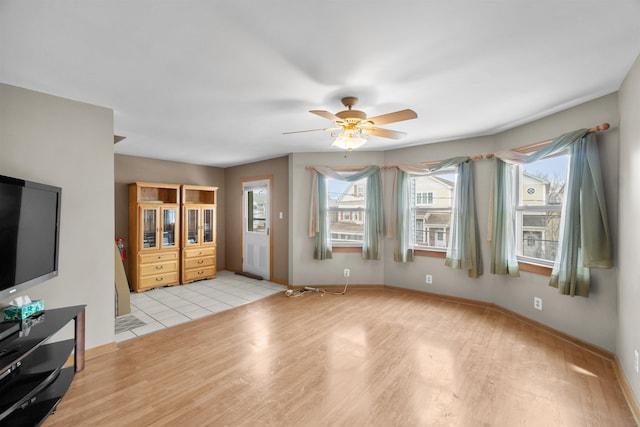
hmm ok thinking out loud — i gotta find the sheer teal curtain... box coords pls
[445,160,483,278]
[391,157,483,277]
[391,169,413,262]
[549,132,612,296]
[362,168,385,259]
[310,171,332,259]
[489,159,519,276]
[308,166,385,260]
[490,129,611,296]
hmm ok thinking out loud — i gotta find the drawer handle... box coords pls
[198,271,204,275]
[155,265,163,270]
[197,260,204,264]
[155,277,164,282]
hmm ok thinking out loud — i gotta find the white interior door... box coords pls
[242,179,270,279]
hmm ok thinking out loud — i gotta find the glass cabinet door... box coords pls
[162,207,178,248]
[203,208,215,244]
[186,208,199,245]
[142,208,158,249]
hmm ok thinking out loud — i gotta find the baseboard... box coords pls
[385,284,613,360]
[87,342,119,359]
[67,342,118,367]
[384,284,640,421]
[289,283,385,291]
[613,355,640,425]
[270,277,288,286]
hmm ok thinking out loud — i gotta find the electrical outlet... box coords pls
[635,350,639,373]
[426,274,433,284]
[343,268,350,278]
[534,297,542,311]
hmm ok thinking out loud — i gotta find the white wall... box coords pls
[0,83,114,349]
[618,53,640,401]
[289,94,620,352]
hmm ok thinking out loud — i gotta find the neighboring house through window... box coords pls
[328,176,366,245]
[409,171,455,250]
[515,154,568,264]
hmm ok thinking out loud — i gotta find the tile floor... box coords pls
[115,270,287,342]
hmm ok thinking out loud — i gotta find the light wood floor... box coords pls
[46,288,636,427]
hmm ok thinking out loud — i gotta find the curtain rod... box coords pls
[485,123,610,159]
[381,154,483,169]
[305,155,484,171]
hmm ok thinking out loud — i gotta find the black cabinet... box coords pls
[0,305,86,426]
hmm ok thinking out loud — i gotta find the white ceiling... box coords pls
[2,1,640,167]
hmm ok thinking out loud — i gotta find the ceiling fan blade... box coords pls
[310,110,342,122]
[365,109,418,126]
[362,127,407,140]
[282,128,336,135]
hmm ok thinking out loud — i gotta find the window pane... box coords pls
[410,172,455,249]
[328,177,366,245]
[413,174,455,207]
[517,154,567,263]
[412,208,451,249]
[521,156,567,206]
[520,210,561,261]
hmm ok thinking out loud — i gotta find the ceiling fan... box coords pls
[284,97,418,150]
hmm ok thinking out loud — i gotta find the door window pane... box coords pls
[143,209,157,248]
[203,208,214,243]
[187,209,199,244]
[162,208,176,247]
[247,188,267,233]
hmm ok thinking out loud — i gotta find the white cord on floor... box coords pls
[284,278,349,298]
[327,277,349,295]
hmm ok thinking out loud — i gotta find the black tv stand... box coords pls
[0,323,19,342]
[0,305,85,426]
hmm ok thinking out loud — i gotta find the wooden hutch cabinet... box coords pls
[129,182,181,292]
[181,185,218,284]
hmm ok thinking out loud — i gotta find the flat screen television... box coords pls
[0,174,61,301]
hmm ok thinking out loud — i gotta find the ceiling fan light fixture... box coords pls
[332,129,368,151]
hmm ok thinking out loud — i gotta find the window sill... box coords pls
[332,246,362,253]
[518,261,552,276]
[414,249,447,259]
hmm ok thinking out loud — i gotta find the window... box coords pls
[416,192,434,205]
[515,154,568,265]
[409,171,455,250]
[327,176,366,246]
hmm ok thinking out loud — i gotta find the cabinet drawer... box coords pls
[140,251,178,263]
[184,266,216,282]
[184,256,215,269]
[183,247,216,258]
[140,260,178,276]
[140,271,179,289]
